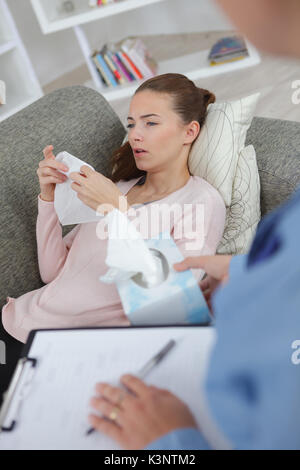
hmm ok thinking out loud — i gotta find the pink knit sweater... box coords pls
[2,176,225,343]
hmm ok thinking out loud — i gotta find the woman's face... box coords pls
[127,90,196,173]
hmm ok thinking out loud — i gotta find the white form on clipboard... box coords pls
[0,325,218,450]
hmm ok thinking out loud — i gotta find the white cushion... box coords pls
[217,145,261,254]
[188,93,261,254]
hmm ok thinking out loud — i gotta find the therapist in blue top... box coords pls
[88,0,300,450]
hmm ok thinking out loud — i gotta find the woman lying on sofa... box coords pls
[2,73,225,343]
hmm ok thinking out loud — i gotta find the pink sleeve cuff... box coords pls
[38,194,56,211]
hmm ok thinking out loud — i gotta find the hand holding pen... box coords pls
[86,339,176,436]
[86,337,198,449]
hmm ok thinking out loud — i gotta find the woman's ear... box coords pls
[184,121,200,145]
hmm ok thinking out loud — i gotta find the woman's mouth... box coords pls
[133,148,148,157]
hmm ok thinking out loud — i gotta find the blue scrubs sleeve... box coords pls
[144,428,211,450]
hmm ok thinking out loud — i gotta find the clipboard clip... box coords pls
[0,357,38,433]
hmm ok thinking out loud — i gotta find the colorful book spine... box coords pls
[121,51,143,79]
[103,52,126,85]
[121,39,156,79]
[123,47,151,79]
[119,51,141,80]
[96,53,118,87]
[94,67,107,86]
[92,55,111,87]
[106,50,129,83]
[114,52,135,81]
[91,37,157,87]
[106,51,129,83]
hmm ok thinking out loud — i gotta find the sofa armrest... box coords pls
[0,85,126,308]
[246,116,300,216]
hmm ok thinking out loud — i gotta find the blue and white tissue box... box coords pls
[116,234,211,325]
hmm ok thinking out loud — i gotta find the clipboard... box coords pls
[0,324,215,450]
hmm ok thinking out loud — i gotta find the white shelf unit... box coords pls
[30,0,261,102]
[30,0,167,34]
[0,0,43,122]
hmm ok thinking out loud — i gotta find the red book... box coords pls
[121,51,143,79]
[113,69,122,82]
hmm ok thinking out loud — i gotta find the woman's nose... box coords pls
[130,126,144,141]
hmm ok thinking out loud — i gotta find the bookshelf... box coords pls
[30,0,261,102]
[0,0,43,122]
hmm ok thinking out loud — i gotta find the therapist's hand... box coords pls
[69,166,129,214]
[88,374,198,450]
[174,255,232,312]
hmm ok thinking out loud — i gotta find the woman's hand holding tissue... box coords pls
[88,374,198,450]
[37,145,69,202]
[174,255,232,313]
[69,166,129,214]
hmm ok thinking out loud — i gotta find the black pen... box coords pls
[86,339,176,436]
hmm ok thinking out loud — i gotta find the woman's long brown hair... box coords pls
[109,73,215,183]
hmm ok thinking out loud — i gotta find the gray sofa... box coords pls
[0,85,300,400]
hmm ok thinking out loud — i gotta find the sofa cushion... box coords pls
[0,85,126,309]
[188,93,260,207]
[188,93,261,255]
[246,116,300,216]
[217,145,261,254]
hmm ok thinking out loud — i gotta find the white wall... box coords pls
[7,0,232,86]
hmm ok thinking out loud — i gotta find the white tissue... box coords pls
[100,209,159,283]
[54,151,102,225]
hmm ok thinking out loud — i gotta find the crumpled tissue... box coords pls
[54,151,102,225]
[100,209,159,283]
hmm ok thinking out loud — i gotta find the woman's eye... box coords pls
[126,122,157,129]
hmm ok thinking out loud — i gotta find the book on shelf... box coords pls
[118,51,142,80]
[102,50,126,85]
[101,44,135,82]
[208,35,249,66]
[91,54,111,87]
[90,37,158,88]
[106,50,131,83]
[93,52,119,87]
[119,37,158,79]
[89,0,118,7]
[112,51,136,82]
